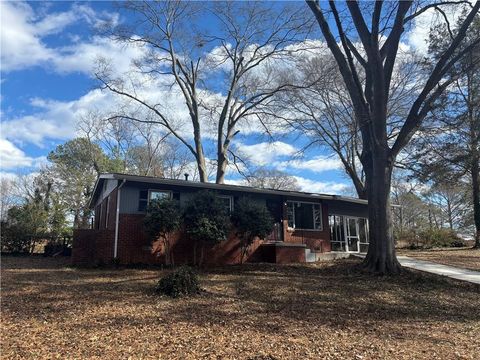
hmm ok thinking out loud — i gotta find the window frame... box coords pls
[286,201,323,231]
[138,189,173,212]
[148,189,173,203]
[216,195,234,213]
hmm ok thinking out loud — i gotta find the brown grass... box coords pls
[1,256,480,359]
[398,247,480,271]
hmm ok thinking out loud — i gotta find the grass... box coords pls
[1,256,480,359]
[398,247,480,271]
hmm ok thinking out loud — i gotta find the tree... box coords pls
[245,168,301,191]
[305,0,480,273]
[283,49,423,199]
[424,181,471,231]
[98,1,312,183]
[231,197,274,264]
[47,138,113,228]
[1,198,49,254]
[406,12,480,247]
[144,198,182,266]
[0,177,17,221]
[183,191,230,265]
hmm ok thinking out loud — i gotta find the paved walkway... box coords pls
[396,256,480,285]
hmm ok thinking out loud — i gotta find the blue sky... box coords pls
[0,1,433,195]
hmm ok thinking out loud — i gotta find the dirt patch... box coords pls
[398,248,480,271]
[1,256,479,359]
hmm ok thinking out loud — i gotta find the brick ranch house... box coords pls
[72,173,370,265]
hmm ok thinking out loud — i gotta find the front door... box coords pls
[344,217,360,252]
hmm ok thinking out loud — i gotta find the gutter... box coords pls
[114,179,127,259]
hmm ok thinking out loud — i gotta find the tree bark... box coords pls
[362,149,401,275]
[472,153,480,248]
[216,150,228,184]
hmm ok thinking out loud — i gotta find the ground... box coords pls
[397,247,480,271]
[1,256,480,360]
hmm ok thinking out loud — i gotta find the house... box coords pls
[72,173,370,265]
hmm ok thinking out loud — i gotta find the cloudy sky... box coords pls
[0,1,438,195]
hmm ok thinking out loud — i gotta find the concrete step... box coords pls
[305,248,316,263]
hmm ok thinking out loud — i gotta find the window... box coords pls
[138,190,148,211]
[149,190,172,201]
[217,195,233,214]
[138,189,172,212]
[287,201,322,230]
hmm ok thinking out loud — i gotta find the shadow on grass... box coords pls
[2,256,479,334]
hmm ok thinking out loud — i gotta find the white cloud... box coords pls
[54,36,145,75]
[0,1,54,71]
[275,155,342,173]
[1,89,114,146]
[0,139,46,170]
[293,176,348,194]
[407,4,466,54]
[235,141,297,166]
[0,1,120,73]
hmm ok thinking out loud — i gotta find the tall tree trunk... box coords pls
[362,151,401,274]
[216,150,228,184]
[196,155,208,183]
[472,154,480,248]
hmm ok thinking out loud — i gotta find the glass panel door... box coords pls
[345,217,359,252]
[329,215,346,251]
[358,218,369,253]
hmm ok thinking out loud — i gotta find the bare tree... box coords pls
[405,12,480,247]
[97,1,312,183]
[306,0,480,273]
[129,121,170,176]
[423,182,471,231]
[0,177,18,221]
[245,168,301,191]
[282,45,424,200]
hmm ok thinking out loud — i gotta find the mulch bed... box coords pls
[1,256,479,359]
[398,247,480,271]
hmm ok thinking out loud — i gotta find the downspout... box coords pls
[114,179,127,259]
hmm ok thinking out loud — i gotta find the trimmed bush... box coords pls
[155,266,200,298]
[144,198,182,266]
[231,197,274,263]
[183,191,230,265]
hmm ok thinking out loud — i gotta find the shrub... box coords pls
[183,191,230,265]
[144,198,182,266]
[231,197,274,263]
[418,228,463,248]
[155,266,200,298]
[450,240,466,248]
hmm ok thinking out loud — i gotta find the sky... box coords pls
[0,1,437,195]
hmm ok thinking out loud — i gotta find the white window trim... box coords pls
[217,195,234,212]
[287,201,323,231]
[147,189,172,203]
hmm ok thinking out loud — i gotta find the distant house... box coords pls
[72,173,370,265]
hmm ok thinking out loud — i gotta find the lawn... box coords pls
[398,247,480,271]
[1,256,480,360]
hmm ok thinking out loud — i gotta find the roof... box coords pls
[89,172,369,208]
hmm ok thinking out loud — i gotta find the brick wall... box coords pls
[74,197,333,266]
[72,229,115,265]
[282,203,331,252]
[115,214,264,265]
[259,243,306,264]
